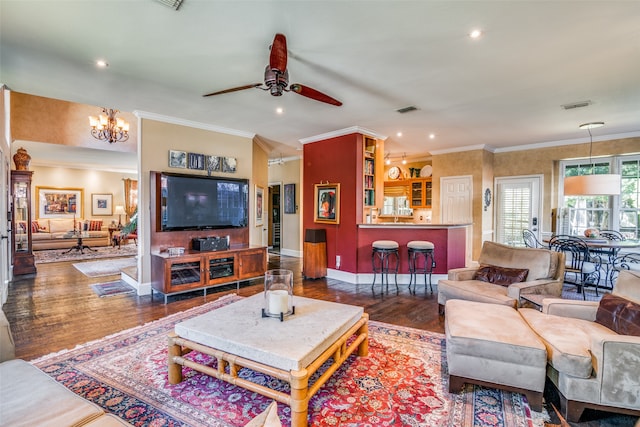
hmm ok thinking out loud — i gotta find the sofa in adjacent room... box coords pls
[17,218,110,250]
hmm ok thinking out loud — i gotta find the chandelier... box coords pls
[88,108,129,143]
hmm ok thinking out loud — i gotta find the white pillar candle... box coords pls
[268,289,289,314]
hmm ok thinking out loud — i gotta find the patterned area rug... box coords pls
[32,295,547,427]
[35,243,137,264]
[90,280,136,297]
[73,258,137,278]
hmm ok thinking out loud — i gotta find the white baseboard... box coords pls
[278,248,302,258]
[327,269,446,286]
[120,272,152,296]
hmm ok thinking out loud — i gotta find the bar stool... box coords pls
[371,240,399,294]
[407,240,435,294]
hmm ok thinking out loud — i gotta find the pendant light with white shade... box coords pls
[563,122,621,196]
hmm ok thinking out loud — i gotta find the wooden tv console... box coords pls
[151,245,267,304]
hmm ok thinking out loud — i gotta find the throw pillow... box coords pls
[244,401,281,427]
[88,220,103,231]
[595,293,640,337]
[473,265,529,286]
[31,221,40,233]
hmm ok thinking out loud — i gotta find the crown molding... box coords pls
[299,126,388,144]
[133,110,255,139]
[429,144,494,155]
[492,130,640,153]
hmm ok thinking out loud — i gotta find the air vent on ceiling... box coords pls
[153,0,184,10]
[396,106,418,114]
[561,100,592,110]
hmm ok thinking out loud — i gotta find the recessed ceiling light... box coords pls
[397,132,402,137]
[276,107,284,114]
[95,60,109,68]
[429,133,435,139]
[469,29,482,39]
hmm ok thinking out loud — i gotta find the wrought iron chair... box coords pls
[522,229,543,248]
[608,252,640,285]
[591,230,625,289]
[548,235,602,299]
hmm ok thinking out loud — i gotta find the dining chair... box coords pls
[522,229,543,248]
[548,235,602,299]
[609,252,640,284]
[592,230,625,289]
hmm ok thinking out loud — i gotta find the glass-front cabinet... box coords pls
[11,170,36,275]
[410,179,433,208]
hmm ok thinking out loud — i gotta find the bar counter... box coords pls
[357,223,470,275]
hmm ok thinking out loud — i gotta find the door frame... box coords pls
[494,174,544,244]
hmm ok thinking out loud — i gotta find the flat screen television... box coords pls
[160,173,249,231]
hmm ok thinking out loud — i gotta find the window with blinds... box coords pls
[496,183,531,246]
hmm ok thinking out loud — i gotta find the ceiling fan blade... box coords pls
[289,84,342,106]
[203,83,262,97]
[269,33,288,73]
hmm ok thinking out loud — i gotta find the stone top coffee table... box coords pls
[168,294,369,427]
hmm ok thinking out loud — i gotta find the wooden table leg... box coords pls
[168,333,183,384]
[290,368,309,427]
[358,314,369,357]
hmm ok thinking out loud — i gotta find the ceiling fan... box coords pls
[203,34,342,106]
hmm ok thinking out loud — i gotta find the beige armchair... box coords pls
[519,269,640,422]
[437,241,565,312]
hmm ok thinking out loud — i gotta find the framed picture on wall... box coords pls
[91,193,113,216]
[223,157,237,173]
[188,152,205,170]
[314,183,340,224]
[36,187,83,219]
[284,183,296,214]
[169,150,187,168]
[255,185,264,227]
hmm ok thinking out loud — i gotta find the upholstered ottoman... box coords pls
[445,299,547,411]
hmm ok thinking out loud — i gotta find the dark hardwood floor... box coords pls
[4,253,443,361]
[4,252,637,426]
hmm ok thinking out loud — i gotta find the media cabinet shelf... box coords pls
[151,245,267,304]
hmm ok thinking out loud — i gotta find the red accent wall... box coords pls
[303,134,362,273]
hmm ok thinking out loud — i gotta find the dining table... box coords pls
[543,236,640,288]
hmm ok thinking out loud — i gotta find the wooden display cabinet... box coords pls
[151,246,267,303]
[410,178,433,208]
[11,170,36,275]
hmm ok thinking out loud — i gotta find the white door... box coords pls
[495,175,543,246]
[0,148,9,304]
[440,176,473,224]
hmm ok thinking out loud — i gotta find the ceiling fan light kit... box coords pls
[203,33,342,106]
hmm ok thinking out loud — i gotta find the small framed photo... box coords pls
[222,157,237,173]
[188,153,205,170]
[255,185,264,227]
[169,150,187,168]
[206,155,221,173]
[284,183,296,214]
[91,193,113,216]
[314,183,340,224]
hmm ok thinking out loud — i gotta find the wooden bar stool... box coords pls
[371,240,399,294]
[407,240,435,294]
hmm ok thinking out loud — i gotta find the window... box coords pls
[560,155,640,239]
[619,157,640,239]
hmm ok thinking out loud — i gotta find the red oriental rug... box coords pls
[32,295,547,426]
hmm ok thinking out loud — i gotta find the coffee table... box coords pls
[168,294,369,427]
[59,232,97,254]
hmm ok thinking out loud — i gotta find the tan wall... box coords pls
[138,118,260,287]
[10,92,136,153]
[30,165,136,224]
[267,159,302,256]
[494,136,640,236]
[252,141,269,246]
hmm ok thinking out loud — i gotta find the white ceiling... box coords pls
[2,0,640,165]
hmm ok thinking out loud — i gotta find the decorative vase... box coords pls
[13,147,31,171]
[584,228,600,238]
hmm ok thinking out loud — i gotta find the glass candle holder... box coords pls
[262,269,294,321]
